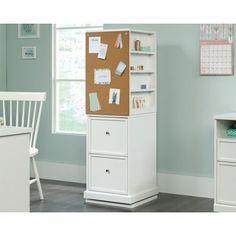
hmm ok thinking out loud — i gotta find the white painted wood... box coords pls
[84,187,158,205]
[217,162,236,205]
[89,117,128,156]
[217,138,236,162]
[214,113,236,212]
[30,161,86,183]
[130,31,156,115]
[0,92,46,200]
[0,92,46,101]
[158,173,213,198]
[128,114,157,195]
[84,30,158,208]
[86,195,158,209]
[89,155,127,195]
[0,130,30,212]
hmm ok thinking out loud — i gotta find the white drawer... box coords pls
[217,162,236,206]
[89,118,128,156]
[217,138,236,162]
[89,155,127,195]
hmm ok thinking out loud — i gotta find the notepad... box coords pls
[89,37,101,53]
[115,61,126,76]
[94,69,111,84]
[89,92,101,112]
[98,43,108,59]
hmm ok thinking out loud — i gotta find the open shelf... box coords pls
[130,71,154,74]
[131,89,155,93]
[131,51,155,55]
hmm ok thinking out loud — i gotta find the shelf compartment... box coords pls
[130,71,154,74]
[131,51,155,55]
[131,89,155,93]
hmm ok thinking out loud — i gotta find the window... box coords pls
[53,24,103,134]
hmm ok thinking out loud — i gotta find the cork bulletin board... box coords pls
[86,31,130,116]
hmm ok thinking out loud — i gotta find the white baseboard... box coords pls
[158,173,213,198]
[31,160,86,184]
[32,161,213,198]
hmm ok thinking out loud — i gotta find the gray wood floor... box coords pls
[30,179,214,212]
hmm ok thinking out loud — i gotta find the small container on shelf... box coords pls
[227,129,236,136]
[134,39,141,51]
[227,123,236,136]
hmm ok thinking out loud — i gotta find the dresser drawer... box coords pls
[217,162,236,206]
[89,118,128,156]
[89,155,127,195]
[217,139,236,162]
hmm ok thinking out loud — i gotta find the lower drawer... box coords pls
[217,162,236,206]
[89,155,127,195]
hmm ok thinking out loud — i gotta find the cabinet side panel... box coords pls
[128,114,157,195]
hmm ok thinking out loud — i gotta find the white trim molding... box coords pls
[32,161,214,198]
[31,160,86,184]
[158,173,213,198]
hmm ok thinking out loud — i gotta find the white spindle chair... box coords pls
[0,92,46,200]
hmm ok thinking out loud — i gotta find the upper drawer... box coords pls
[217,138,236,162]
[89,118,128,156]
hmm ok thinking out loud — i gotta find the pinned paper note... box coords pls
[114,33,123,48]
[98,43,108,59]
[115,61,126,76]
[89,36,101,53]
[109,88,120,105]
[94,69,111,84]
[89,92,101,111]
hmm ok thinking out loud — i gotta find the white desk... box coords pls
[0,127,31,212]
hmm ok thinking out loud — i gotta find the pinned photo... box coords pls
[109,88,120,105]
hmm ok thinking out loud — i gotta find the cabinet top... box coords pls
[87,29,156,35]
[214,113,236,120]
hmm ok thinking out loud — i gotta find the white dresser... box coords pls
[214,113,236,212]
[84,29,158,208]
[0,127,31,212]
[84,114,158,208]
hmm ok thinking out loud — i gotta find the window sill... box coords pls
[53,131,86,136]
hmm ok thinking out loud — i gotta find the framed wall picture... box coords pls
[22,46,37,59]
[18,24,40,38]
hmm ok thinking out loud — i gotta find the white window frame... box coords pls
[52,24,103,135]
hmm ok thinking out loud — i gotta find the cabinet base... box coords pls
[214,203,236,212]
[86,195,158,209]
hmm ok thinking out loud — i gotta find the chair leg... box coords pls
[31,156,44,200]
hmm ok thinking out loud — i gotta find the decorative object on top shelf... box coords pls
[18,24,40,39]
[132,96,146,109]
[200,24,234,76]
[134,39,141,51]
[22,46,37,59]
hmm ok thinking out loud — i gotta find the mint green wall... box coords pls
[106,24,236,177]
[0,24,6,90]
[6,24,86,165]
[6,24,236,178]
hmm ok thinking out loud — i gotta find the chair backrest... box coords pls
[0,92,46,149]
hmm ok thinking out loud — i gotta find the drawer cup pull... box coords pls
[105,131,110,135]
[105,169,110,174]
